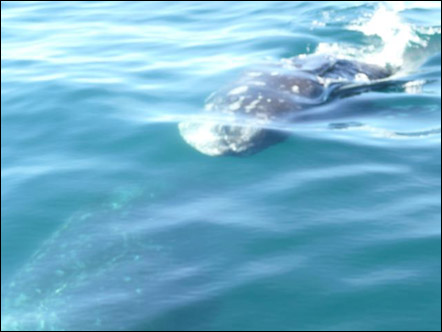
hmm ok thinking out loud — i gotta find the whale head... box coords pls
[178,120,286,156]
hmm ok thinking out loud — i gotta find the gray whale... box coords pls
[179,54,392,156]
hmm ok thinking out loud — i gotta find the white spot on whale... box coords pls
[291,85,300,93]
[248,72,262,78]
[229,103,240,111]
[245,99,260,113]
[228,96,245,111]
[228,86,248,96]
[355,73,369,82]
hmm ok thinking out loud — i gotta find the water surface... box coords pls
[1,1,441,331]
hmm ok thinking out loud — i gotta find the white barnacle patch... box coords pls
[245,99,260,113]
[266,98,272,103]
[228,86,249,96]
[248,72,262,78]
[316,76,326,85]
[251,81,266,86]
[229,102,241,111]
[291,85,300,93]
[355,73,369,82]
[228,96,245,111]
[271,71,279,76]
[318,75,345,87]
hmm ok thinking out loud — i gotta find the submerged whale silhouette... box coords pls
[179,54,392,156]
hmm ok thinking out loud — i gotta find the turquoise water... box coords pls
[1,1,441,331]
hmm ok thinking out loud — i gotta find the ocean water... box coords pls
[1,1,441,331]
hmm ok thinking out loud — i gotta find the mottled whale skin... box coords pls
[179,54,391,156]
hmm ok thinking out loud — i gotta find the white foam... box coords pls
[403,79,426,94]
[204,103,214,111]
[348,4,422,67]
[313,2,437,69]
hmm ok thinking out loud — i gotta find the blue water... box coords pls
[1,1,441,331]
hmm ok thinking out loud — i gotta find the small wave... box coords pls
[328,122,442,140]
[141,112,441,143]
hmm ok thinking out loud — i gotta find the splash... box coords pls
[314,2,441,69]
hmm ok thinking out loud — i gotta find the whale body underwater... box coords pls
[178,54,393,156]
